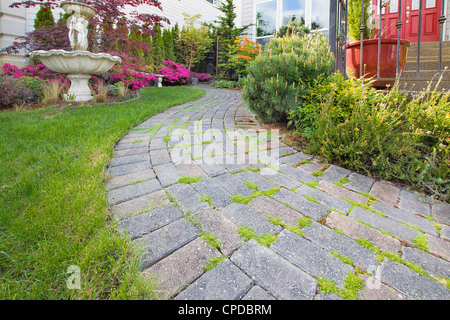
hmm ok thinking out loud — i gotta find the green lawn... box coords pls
[0,87,206,299]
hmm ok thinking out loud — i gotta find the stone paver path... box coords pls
[107,87,450,300]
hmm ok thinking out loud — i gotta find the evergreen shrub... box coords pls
[242,33,334,123]
[34,5,55,30]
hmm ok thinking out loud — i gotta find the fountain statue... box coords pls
[31,1,122,102]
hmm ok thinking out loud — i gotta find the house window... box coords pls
[254,0,330,45]
[256,0,278,44]
[206,0,222,5]
[390,0,399,13]
[311,0,329,35]
[282,0,306,25]
[425,0,436,8]
[411,0,420,10]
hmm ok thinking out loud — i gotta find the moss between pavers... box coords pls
[415,216,443,237]
[183,212,202,228]
[237,225,278,248]
[230,195,253,205]
[343,198,386,217]
[178,176,204,184]
[411,234,429,252]
[317,272,365,300]
[132,123,164,137]
[200,195,213,207]
[304,181,319,189]
[200,231,222,250]
[330,251,355,267]
[359,192,381,203]
[304,195,319,203]
[356,237,450,289]
[230,185,280,205]
[268,216,312,237]
[129,178,152,185]
[312,170,324,177]
[334,177,350,187]
[403,222,423,233]
[204,256,226,272]
[230,166,261,175]
[302,194,347,216]
[244,181,259,191]
[351,212,441,260]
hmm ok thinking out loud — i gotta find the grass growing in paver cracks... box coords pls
[178,176,204,184]
[200,195,213,207]
[312,170,324,177]
[411,234,429,252]
[358,192,380,203]
[204,256,226,272]
[230,187,280,205]
[356,237,450,289]
[343,198,387,217]
[317,273,365,300]
[304,181,319,189]
[230,166,261,175]
[334,177,350,187]
[237,226,278,248]
[269,216,312,237]
[0,87,206,299]
[200,232,222,250]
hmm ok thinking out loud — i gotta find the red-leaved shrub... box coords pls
[0,77,33,109]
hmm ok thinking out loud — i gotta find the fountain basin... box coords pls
[31,50,121,75]
[61,1,97,19]
[31,50,122,101]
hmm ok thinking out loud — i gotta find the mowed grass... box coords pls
[0,87,205,299]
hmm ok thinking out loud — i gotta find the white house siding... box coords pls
[127,0,223,29]
[234,0,244,28]
[445,0,449,41]
[0,0,28,67]
[241,0,254,39]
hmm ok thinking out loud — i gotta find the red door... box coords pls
[377,0,441,43]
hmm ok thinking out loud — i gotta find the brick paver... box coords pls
[107,87,450,300]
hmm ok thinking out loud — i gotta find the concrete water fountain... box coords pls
[31,1,122,102]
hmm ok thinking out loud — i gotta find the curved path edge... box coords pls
[106,87,450,300]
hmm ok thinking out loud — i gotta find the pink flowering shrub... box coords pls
[158,60,190,85]
[109,61,212,90]
[191,72,211,82]
[88,76,104,94]
[2,62,70,92]
[110,70,157,91]
[2,63,59,81]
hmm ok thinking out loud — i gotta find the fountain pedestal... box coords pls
[67,75,92,101]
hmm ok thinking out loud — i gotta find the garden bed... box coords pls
[250,76,450,204]
[241,33,449,203]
